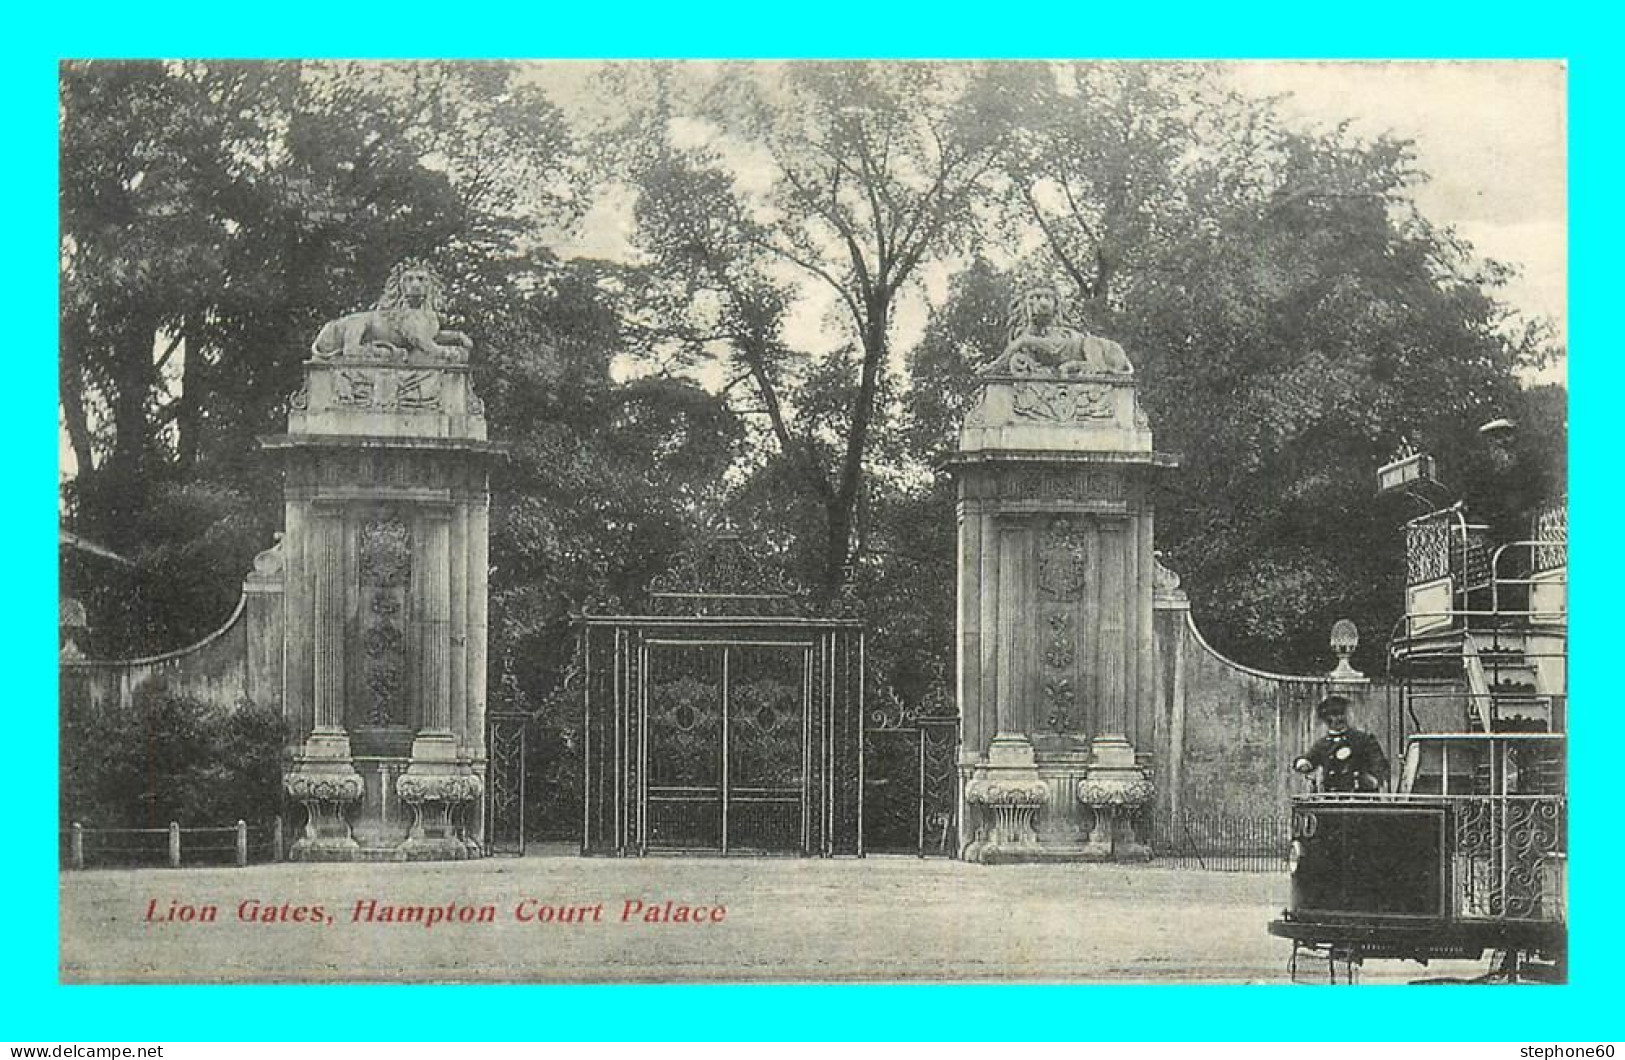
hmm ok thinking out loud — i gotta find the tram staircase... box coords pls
[1398,626,1559,736]
[1395,516,1566,740]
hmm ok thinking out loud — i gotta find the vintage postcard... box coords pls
[57,59,1567,986]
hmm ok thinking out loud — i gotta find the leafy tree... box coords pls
[907,66,1563,673]
[60,59,580,651]
[609,61,1040,599]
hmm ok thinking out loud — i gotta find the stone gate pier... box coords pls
[264,261,498,861]
[950,284,1176,863]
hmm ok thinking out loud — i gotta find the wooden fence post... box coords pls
[71,822,84,870]
[168,821,181,868]
[235,819,248,867]
[272,816,284,863]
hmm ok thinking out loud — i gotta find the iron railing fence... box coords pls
[1147,807,1290,872]
[61,818,285,869]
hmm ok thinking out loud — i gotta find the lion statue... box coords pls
[310,259,473,364]
[978,283,1133,377]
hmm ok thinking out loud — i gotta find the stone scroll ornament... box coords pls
[310,259,474,364]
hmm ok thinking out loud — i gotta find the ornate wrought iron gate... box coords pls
[483,530,961,858]
[582,620,864,855]
[579,531,866,856]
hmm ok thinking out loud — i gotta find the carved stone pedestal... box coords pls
[285,732,365,862]
[962,735,1051,863]
[1077,734,1154,861]
[397,734,483,860]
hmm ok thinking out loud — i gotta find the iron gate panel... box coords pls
[571,526,954,858]
[862,709,959,857]
[725,644,810,852]
[644,643,725,850]
[582,620,863,856]
[486,712,529,855]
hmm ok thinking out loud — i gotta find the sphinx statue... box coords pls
[310,259,474,364]
[978,284,1133,377]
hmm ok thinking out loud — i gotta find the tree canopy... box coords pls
[60,59,1564,696]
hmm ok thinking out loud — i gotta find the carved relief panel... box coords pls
[356,514,413,728]
[1037,517,1085,733]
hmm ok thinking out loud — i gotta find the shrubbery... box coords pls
[60,686,286,829]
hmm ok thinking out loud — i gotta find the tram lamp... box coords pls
[1377,443,1438,496]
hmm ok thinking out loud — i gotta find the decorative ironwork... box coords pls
[358,517,411,726]
[486,715,527,855]
[1406,517,1452,585]
[1462,528,1493,589]
[1533,502,1567,572]
[731,675,803,788]
[862,684,960,857]
[646,529,806,616]
[647,672,722,788]
[921,725,959,855]
[581,629,860,857]
[578,528,866,857]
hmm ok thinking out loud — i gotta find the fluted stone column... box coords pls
[283,506,364,861]
[399,509,479,860]
[464,490,490,851]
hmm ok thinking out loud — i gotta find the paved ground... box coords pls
[59,854,1489,984]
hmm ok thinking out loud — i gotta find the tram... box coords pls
[1269,451,1567,983]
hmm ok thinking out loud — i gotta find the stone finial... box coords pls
[310,259,474,364]
[1328,619,1365,682]
[978,281,1133,378]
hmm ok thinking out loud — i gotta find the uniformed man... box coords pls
[1293,695,1390,793]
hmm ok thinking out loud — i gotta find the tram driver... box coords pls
[1293,695,1390,793]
